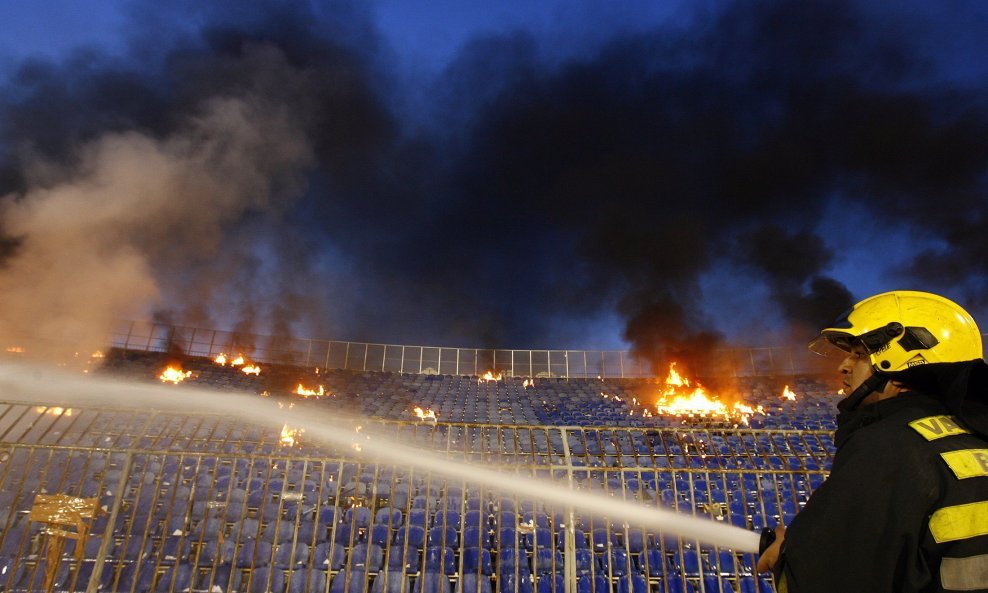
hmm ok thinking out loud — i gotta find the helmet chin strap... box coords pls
[837,372,890,412]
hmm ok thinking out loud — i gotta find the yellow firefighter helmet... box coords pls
[809,290,983,372]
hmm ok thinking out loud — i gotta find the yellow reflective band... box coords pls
[941,555,988,590]
[909,415,970,441]
[777,573,788,593]
[940,449,988,479]
[930,501,988,543]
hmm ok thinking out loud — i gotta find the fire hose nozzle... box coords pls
[758,527,777,556]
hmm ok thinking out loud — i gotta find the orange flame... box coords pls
[654,363,763,425]
[413,407,438,423]
[230,355,246,366]
[837,388,845,395]
[5,346,25,354]
[665,362,690,388]
[523,379,534,389]
[782,385,797,401]
[35,406,73,416]
[478,371,503,383]
[159,366,192,384]
[214,353,228,365]
[241,364,261,376]
[280,424,302,447]
[295,383,326,397]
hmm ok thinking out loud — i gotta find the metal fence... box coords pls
[107,321,837,379]
[1,400,814,593]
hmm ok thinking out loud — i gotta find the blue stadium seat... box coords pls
[395,525,426,549]
[435,510,461,529]
[666,577,696,593]
[199,564,240,592]
[372,570,410,593]
[335,523,354,544]
[160,535,190,564]
[371,524,391,546]
[429,525,459,548]
[717,550,736,575]
[703,575,735,593]
[156,565,192,592]
[425,546,456,574]
[524,528,552,550]
[617,574,648,593]
[414,574,450,593]
[533,574,563,593]
[576,575,608,593]
[290,568,327,593]
[498,571,533,593]
[531,548,562,575]
[682,548,701,577]
[351,543,385,571]
[199,539,236,565]
[274,541,309,568]
[458,574,493,593]
[237,540,273,568]
[313,541,346,570]
[387,543,421,573]
[409,509,428,528]
[643,549,666,578]
[463,547,493,575]
[376,507,404,526]
[347,507,373,529]
[332,570,369,593]
[574,549,595,575]
[608,548,630,576]
[462,526,487,549]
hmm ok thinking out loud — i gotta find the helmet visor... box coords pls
[808,332,858,358]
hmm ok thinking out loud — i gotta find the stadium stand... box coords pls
[0,348,838,592]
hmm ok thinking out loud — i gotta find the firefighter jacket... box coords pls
[775,360,988,593]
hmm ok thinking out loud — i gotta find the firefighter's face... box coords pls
[838,343,874,392]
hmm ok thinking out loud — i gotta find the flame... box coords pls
[216,353,260,375]
[654,363,763,425]
[665,362,690,388]
[159,366,192,384]
[413,407,438,422]
[91,351,104,359]
[5,346,24,354]
[782,385,797,401]
[35,406,73,416]
[523,379,534,389]
[280,424,302,447]
[295,383,326,397]
[478,371,503,383]
[837,388,845,395]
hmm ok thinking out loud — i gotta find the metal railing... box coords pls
[107,321,843,379]
[1,400,825,593]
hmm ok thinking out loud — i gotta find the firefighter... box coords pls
[757,290,988,592]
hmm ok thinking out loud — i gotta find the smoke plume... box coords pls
[1,0,986,367]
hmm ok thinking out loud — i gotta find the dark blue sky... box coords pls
[0,1,986,363]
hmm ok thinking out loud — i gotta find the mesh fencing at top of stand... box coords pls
[107,321,837,379]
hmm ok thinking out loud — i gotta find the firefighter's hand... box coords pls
[756,525,786,573]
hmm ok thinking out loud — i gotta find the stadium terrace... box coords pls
[0,324,844,593]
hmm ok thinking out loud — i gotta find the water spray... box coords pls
[0,361,762,553]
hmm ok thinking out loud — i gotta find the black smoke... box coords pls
[1,0,986,368]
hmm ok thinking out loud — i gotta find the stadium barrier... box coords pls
[0,401,828,593]
[108,321,836,379]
